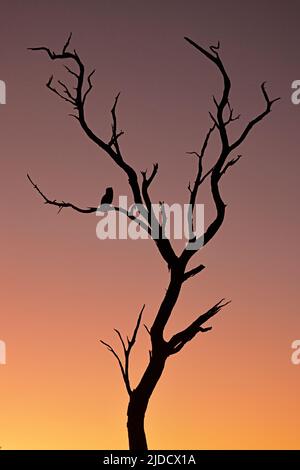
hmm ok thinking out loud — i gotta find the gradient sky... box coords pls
[1,0,300,449]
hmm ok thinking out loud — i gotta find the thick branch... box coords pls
[150,267,185,346]
[168,299,230,354]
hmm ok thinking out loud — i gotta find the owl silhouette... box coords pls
[100,187,114,210]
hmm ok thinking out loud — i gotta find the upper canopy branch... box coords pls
[140,163,160,233]
[29,35,279,323]
[29,33,143,206]
[230,82,280,151]
[109,93,125,153]
[187,124,215,210]
[29,34,179,269]
[181,37,279,264]
[141,163,159,212]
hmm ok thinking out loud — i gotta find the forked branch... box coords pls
[100,305,145,395]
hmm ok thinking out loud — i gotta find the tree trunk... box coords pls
[127,392,148,450]
[127,353,167,450]
[127,270,185,450]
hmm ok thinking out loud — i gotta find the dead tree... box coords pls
[28,35,279,450]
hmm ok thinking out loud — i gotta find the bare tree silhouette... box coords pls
[28,34,279,450]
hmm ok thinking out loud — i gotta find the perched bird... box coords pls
[100,187,114,209]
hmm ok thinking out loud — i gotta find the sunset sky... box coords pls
[1,0,300,449]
